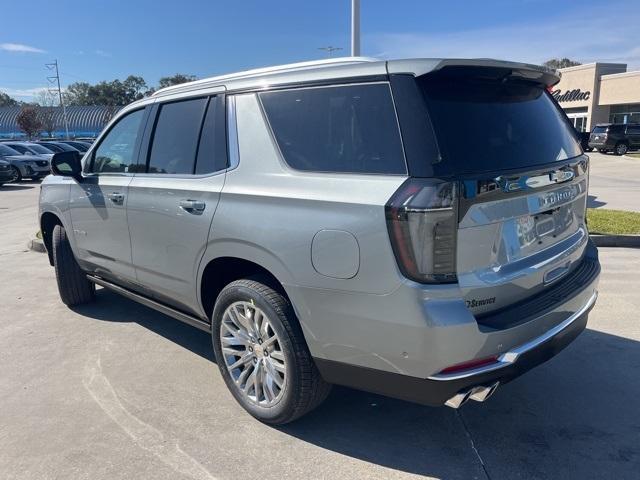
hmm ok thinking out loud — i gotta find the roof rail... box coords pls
[152,56,378,97]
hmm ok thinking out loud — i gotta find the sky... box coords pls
[1,0,639,101]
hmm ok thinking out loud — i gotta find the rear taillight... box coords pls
[385,179,458,284]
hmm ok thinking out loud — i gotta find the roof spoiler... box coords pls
[387,58,561,87]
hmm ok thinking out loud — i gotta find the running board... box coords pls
[86,275,211,333]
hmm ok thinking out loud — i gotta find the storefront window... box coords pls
[609,104,640,124]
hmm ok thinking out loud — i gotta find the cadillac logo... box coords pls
[551,88,591,102]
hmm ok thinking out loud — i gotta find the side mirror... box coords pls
[51,151,82,182]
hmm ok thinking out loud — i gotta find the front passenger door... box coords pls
[127,93,228,314]
[69,107,148,283]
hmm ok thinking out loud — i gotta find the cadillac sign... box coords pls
[551,88,591,103]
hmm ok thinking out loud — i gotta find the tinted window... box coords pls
[626,126,640,134]
[195,96,227,174]
[420,77,582,173]
[27,144,54,154]
[148,98,208,174]
[0,144,20,156]
[39,143,64,152]
[91,109,145,173]
[259,84,406,174]
[8,145,28,154]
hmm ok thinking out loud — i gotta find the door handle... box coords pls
[107,192,125,204]
[179,199,206,213]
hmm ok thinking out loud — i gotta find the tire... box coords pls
[615,143,628,155]
[9,166,21,182]
[52,224,95,306]
[211,278,331,424]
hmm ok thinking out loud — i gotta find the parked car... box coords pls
[0,159,16,186]
[588,123,640,155]
[35,141,81,154]
[577,131,592,152]
[2,141,55,160]
[58,140,91,153]
[40,57,600,424]
[0,144,50,181]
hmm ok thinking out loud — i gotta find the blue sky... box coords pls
[1,0,639,100]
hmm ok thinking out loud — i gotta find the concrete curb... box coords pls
[28,238,46,253]
[590,234,640,248]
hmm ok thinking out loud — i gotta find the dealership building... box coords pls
[553,62,640,132]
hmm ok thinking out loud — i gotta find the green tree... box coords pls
[543,58,582,70]
[16,106,43,139]
[158,73,196,89]
[0,92,19,107]
[63,82,91,106]
[64,76,150,106]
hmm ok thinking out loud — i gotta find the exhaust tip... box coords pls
[469,382,500,402]
[445,390,472,409]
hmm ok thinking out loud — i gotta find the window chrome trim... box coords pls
[428,290,598,381]
[227,95,240,170]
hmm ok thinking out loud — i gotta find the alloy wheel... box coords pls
[219,301,287,407]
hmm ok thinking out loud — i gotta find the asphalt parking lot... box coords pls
[1,179,639,480]
[587,151,640,212]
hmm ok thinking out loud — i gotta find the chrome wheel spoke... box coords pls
[220,301,287,407]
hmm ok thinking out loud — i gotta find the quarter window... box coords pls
[91,109,145,173]
[195,96,228,174]
[147,98,208,174]
[259,84,406,174]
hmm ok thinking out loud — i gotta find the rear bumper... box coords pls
[316,293,594,406]
[313,241,600,407]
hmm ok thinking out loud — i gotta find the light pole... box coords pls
[318,46,343,57]
[351,0,360,57]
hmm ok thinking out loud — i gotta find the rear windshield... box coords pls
[27,144,54,154]
[0,144,20,156]
[420,77,582,174]
[591,126,608,134]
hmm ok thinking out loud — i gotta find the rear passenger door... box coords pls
[126,92,228,314]
[626,125,640,148]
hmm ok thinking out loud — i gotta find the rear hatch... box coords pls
[589,125,608,145]
[419,66,589,325]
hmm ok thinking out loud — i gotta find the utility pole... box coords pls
[351,0,361,57]
[46,59,69,139]
[318,46,343,57]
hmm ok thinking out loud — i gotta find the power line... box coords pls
[318,46,343,57]
[45,59,70,139]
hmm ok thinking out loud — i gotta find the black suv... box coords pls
[588,123,640,155]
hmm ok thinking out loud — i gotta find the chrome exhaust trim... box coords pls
[445,382,499,409]
[469,382,499,402]
[444,390,472,409]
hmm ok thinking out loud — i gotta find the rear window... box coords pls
[420,77,582,174]
[0,144,20,156]
[259,83,406,175]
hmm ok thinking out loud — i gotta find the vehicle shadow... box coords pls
[0,185,36,191]
[74,288,640,479]
[279,328,640,479]
[72,287,215,363]
[587,194,607,209]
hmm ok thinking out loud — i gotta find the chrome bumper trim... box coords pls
[428,290,598,381]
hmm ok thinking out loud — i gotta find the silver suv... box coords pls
[39,57,600,424]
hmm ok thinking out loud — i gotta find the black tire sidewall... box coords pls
[211,282,302,423]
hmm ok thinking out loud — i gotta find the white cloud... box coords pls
[95,49,112,57]
[367,2,640,70]
[0,86,50,100]
[0,43,46,54]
